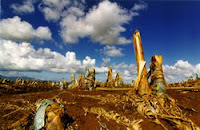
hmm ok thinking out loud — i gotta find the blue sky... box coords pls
[0,0,200,83]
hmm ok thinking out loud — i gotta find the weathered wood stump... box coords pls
[132,30,151,96]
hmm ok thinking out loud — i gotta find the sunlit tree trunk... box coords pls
[133,30,151,96]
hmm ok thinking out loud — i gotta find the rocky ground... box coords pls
[0,80,200,130]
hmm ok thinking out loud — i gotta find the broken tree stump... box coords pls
[133,30,151,96]
[77,73,81,87]
[68,74,76,88]
[86,68,96,89]
[128,29,200,129]
[148,55,167,96]
[114,72,123,87]
[106,66,114,87]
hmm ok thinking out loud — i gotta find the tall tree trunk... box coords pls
[133,30,151,96]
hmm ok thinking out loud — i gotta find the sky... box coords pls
[0,0,200,83]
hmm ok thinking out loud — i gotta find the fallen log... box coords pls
[96,87,200,91]
[96,87,132,91]
[166,87,200,90]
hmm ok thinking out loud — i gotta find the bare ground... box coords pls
[0,85,200,130]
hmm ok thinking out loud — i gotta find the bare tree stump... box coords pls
[133,30,151,96]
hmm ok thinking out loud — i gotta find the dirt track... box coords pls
[0,87,199,130]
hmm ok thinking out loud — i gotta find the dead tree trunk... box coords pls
[148,55,167,96]
[106,66,114,87]
[129,30,199,129]
[133,30,151,96]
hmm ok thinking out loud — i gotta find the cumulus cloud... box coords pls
[1,40,198,83]
[0,16,52,41]
[115,60,200,83]
[82,56,96,68]
[11,0,35,14]
[0,40,128,81]
[111,59,200,83]
[100,46,124,57]
[40,7,61,22]
[112,63,137,82]
[0,39,95,73]
[95,66,109,74]
[124,70,131,76]
[35,27,52,40]
[113,62,128,70]
[101,57,111,67]
[37,0,146,45]
[38,0,72,22]
[163,60,200,82]
[113,60,200,83]
[60,0,135,45]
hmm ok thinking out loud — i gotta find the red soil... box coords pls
[0,87,199,129]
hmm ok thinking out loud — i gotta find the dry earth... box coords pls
[0,81,200,130]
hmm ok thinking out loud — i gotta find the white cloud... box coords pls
[123,70,133,81]
[0,16,34,41]
[42,0,69,8]
[38,0,87,22]
[82,56,96,68]
[114,60,200,83]
[41,7,61,22]
[110,59,199,83]
[1,40,198,83]
[100,46,124,57]
[0,16,52,41]
[131,3,148,11]
[35,27,52,40]
[113,62,128,70]
[38,0,70,22]
[163,60,200,82]
[124,70,131,77]
[111,59,200,83]
[95,66,109,74]
[37,0,146,44]
[0,39,131,81]
[0,39,95,73]
[62,6,85,17]
[112,63,137,82]
[101,57,111,67]
[60,0,134,45]
[11,0,35,14]
[60,7,91,43]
